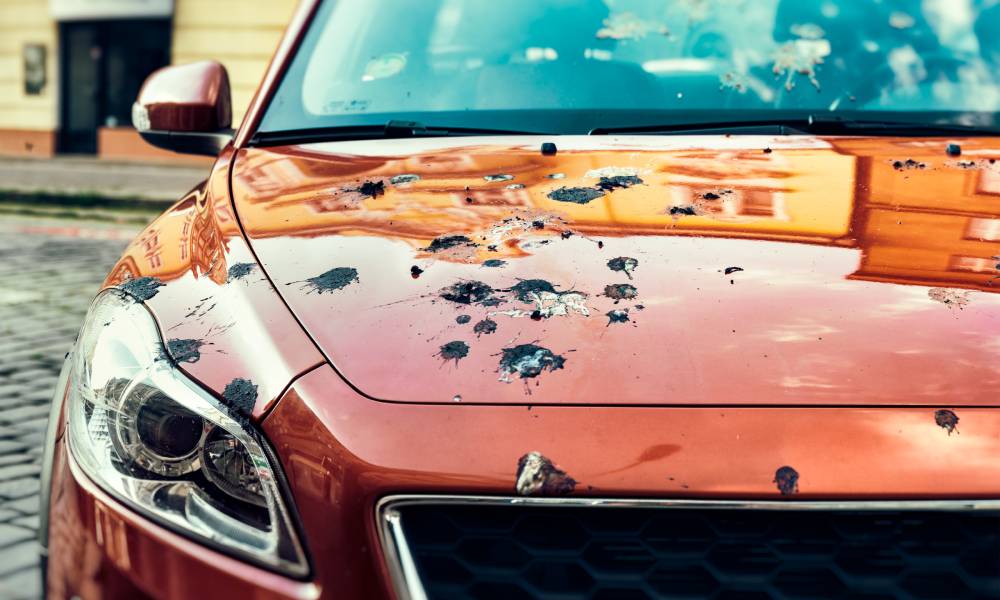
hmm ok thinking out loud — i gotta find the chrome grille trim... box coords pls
[375,495,1000,600]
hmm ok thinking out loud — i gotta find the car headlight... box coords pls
[66,289,308,576]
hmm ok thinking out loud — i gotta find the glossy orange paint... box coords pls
[66,131,1000,599]
[263,365,1000,598]
[101,148,325,417]
[230,135,1000,407]
[46,437,318,600]
[43,0,1000,595]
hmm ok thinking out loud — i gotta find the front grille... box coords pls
[395,503,1000,599]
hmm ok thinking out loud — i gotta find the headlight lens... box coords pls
[67,290,308,576]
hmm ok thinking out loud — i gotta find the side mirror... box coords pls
[132,61,234,156]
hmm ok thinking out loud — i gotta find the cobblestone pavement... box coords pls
[0,216,135,599]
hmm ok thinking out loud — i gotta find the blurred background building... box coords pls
[0,0,296,163]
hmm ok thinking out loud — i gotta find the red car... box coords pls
[40,1,1000,598]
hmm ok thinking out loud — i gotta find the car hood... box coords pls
[231,135,1000,406]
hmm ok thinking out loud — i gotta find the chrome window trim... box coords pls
[375,494,1000,600]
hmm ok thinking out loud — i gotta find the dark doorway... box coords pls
[59,20,171,154]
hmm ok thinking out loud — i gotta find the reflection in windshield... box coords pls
[261,0,1000,132]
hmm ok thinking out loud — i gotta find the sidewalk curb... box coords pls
[0,190,172,213]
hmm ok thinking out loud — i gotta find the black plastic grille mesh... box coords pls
[397,503,1000,599]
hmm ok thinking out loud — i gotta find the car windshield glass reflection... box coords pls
[260,0,1000,133]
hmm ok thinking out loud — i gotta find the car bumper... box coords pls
[47,363,1000,599]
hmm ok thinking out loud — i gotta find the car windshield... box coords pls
[258,0,1000,134]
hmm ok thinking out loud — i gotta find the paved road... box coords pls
[0,156,209,203]
[0,216,134,599]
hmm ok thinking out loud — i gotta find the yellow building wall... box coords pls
[171,0,298,127]
[0,0,294,157]
[0,0,58,153]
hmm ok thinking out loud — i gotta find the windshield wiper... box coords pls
[250,120,543,146]
[590,115,1000,137]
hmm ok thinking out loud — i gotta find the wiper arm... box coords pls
[590,115,1000,137]
[250,120,542,146]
